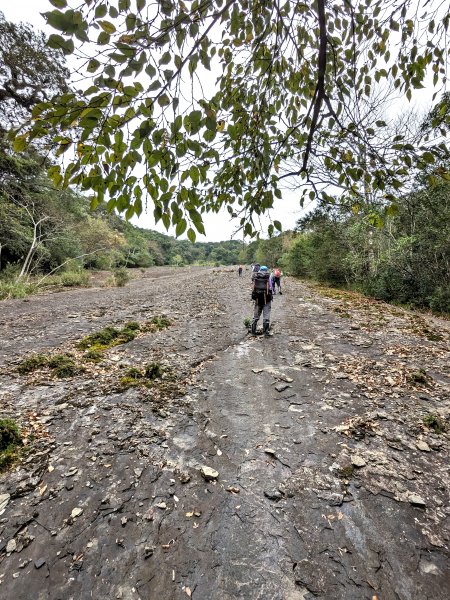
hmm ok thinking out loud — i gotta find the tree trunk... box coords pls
[18,222,38,280]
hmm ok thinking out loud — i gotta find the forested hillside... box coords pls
[0,138,243,273]
[0,12,243,299]
[0,139,243,297]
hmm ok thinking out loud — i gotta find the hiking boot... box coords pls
[263,322,271,336]
[251,321,257,335]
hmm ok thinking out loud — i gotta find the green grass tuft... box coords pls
[17,353,83,378]
[0,419,22,472]
[47,354,82,378]
[0,280,37,300]
[143,315,172,332]
[17,354,49,374]
[145,362,162,380]
[423,413,446,434]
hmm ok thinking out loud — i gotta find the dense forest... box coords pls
[244,179,450,314]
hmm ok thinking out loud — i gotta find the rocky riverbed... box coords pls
[0,267,449,599]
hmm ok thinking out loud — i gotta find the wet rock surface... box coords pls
[0,267,449,599]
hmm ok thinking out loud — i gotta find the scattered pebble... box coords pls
[351,455,367,468]
[34,558,46,569]
[408,494,426,508]
[200,466,219,481]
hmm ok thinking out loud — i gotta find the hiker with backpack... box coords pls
[250,265,273,336]
[272,267,282,295]
[238,264,243,277]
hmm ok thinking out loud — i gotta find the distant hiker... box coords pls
[251,265,273,336]
[272,267,282,294]
[238,264,243,277]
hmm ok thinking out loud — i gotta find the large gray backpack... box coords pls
[253,271,270,291]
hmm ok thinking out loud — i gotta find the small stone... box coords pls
[143,508,154,521]
[275,383,290,393]
[6,539,17,553]
[65,467,78,477]
[179,473,190,484]
[264,448,276,456]
[34,558,46,569]
[156,502,167,509]
[408,494,426,508]
[264,489,283,501]
[416,440,431,452]
[121,516,128,527]
[144,546,154,559]
[200,466,219,481]
[351,455,366,468]
[70,507,83,518]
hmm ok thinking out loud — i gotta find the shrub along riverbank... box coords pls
[243,182,450,316]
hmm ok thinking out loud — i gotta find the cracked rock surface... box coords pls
[0,267,449,599]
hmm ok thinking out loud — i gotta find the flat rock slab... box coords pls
[0,267,448,600]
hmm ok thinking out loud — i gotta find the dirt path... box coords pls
[0,267,449,599]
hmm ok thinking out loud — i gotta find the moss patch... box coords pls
[423,413,446,434]
[17,353,83,378]
[408,369,429,385]
[336,464,355,479]
[48,354,83,378]
[0,419,22,472]
[142,315,172,332]
[119,362,163,389]
[76,318,168,354]
[17,354,49,375]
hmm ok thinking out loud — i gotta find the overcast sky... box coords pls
[1,0,440,242]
